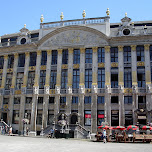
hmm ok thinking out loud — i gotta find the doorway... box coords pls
[71,114,78,124]
[1,113,7,123]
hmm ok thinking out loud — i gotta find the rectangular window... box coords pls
[3,98,9,104]
[38,97,43,104]
[50,70,57,89]
[61,69,68,89]
[138,96,146,109]
[98,47,105,63]
[124,96,132,104]
[29,52,37,66]
[111,74,118,88]
[8,55,14,68]
[25,110,31,124]
[73,69,79,88]
[5,73,13,90]
[85,69,92,88]
[137,67,145,87]
[111,96,118,104]
[85,48,92,63]
[0,73,2,87]
[73,49,80,64]
[51,50,58,65]
[62,49,68,64]
[137,46,144,61]
[72,96,78,104]
[84,110,91,126]
[49,97,55,104]
[97,110,104,126]
[26,97,32,104]
[111,47,118,62]
[124,46,131,62]
[18,53,25,67]
[84,96,91,104]
[60,97,66,105]
[0,56,4,69]
[97,96,104,104]
[98,68,105,88]
[12,110,19,124]
[125,111,133,126]
[16,72,24,89]
[124,68,132,88]
[36,110,42,125]
[111,110,119,126]
[39,70,46,89]
[14,97,20,104]
[41,51,47,65]
[27,71,35,89]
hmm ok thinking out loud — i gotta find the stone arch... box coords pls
[38,25,109,49]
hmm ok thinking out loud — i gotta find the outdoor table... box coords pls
[116,135,123,142]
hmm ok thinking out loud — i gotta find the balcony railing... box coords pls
[41,17,107,29]
[138,103,146,109]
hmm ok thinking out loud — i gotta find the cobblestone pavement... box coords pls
[0,135,151,152]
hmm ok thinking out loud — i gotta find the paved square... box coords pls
[0,135,151,152]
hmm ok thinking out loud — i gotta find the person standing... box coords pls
[103,129,106,143]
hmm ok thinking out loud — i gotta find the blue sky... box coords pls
[0,0,152,36]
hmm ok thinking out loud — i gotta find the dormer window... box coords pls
[20,38,26,44]
[123,29,130,35]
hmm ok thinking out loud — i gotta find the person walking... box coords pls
[103,129,106,143]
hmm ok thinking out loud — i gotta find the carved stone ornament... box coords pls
[119,85,124,93]
[92,85,98,94]
[55,86,60,94]
[33,86,39,95]
[79,85,85,94]
[67,86,72,94]
[146,84,152,93]
[42,30,108,47]
[44,86,50,94]
[105,85,111,93]
[132,85,138,93]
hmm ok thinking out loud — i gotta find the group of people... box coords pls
[0,125,12,135]
[96,129,107,143]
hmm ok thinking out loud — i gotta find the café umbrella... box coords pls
[113,126,126,130]
[127,125,138,130]
[140,125,152,130]
[98,125,110,130]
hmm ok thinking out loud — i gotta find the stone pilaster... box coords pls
[10,53,18,89]
[8,97,14,125]
[22,52,30,93]
[0,96,3,119]
[42,95,49,128]
[54,49,62,122]
[30,50,41,136]
[91,47,98,133]
[131,45,138,125]
[19,95,25,134]
[78,48,85,126]
[118,46,125,126]
[104,46,111,125]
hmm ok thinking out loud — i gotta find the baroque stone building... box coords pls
[0,9,152,136]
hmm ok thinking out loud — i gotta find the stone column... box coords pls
[19,95,25,134]
[131,45,138,124]
[22,52,30,92]
[104,46,111,126]
[66,48,73,122]
[30,50,41,136]
[78,48,85,126]
[118,46,125,126]
[0,55,8,119]
[8,97,14,125]
[43,50,52,128]
[144,44,151,112]
[91,47,98,133]
[54,49,62,123]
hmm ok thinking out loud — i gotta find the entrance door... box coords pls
[111,110,119,126]
[2,113,7,123]
[71,115,78,124]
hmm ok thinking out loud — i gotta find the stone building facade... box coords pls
[0,10,152,136]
